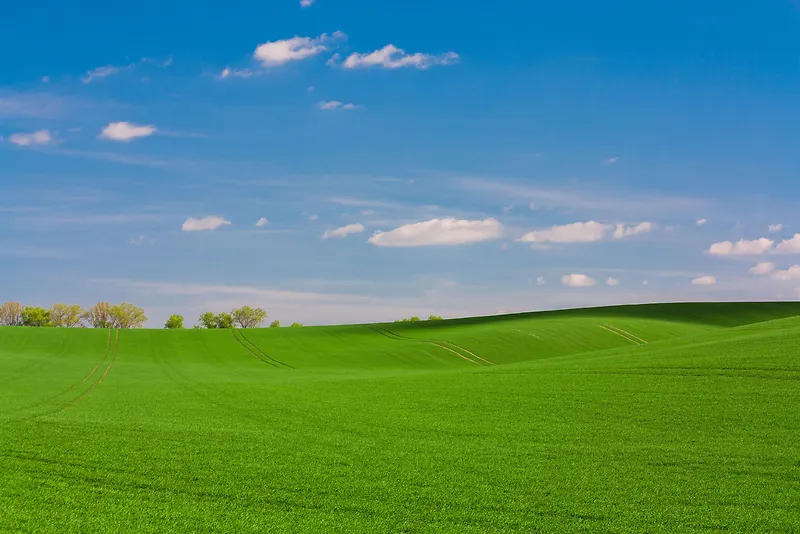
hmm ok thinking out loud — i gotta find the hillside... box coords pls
[1,302,799,532]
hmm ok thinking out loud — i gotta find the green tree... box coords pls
[290,322,303,328]
[50,304,85,327]
[165,314,184,329]
[22,306,52,327]
[231,306,267,328]
[84,302,113,328]
[198,312,218,329]
[428,315,444,321]
[215,312,233,329]
[109,303,147,329]
[269,320,281,328]
[0,302,24,326]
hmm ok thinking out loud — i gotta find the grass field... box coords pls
[1,302,799,532]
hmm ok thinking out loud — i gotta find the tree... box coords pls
[85,302,113,328]
[198,312,218,329]
[108,303,147,329]
[231,306,267,328]
[50,304,85,327]
[22,306,52,327]
[269,320,281,328]
[290,322,303,328]
[428,315,444,321]
[215,312,233,329]
[0,302,24,326]
[165,315,184,329]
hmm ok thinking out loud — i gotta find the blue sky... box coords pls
[2,0,800,326]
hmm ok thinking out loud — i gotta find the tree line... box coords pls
[394,315,443,323]
[0,302,147,328]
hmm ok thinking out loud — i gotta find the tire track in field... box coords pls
[367,326,492,366]
[236,330,293,369]
[604,324,648,344]
[63,329,119,411]
[230,329,280,368]
[597,324,642,345]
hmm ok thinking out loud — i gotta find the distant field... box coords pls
[1,302,799,532]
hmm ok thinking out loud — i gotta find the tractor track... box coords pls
[367,325,494,366]
[230,329,280,368]
[63,329,119,411]
[236,330,293,369]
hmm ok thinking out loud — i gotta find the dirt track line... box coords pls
[429,342,482,365]
[80,329,112,385]
[64,330,119,411]
[438,340,495,365]
[237,330,293,369]
[605,324,648,344]
[230,329,280,368]
[598,324,641,345]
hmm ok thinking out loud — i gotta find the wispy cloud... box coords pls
[82,65,121,84]
[341,45,459,69]
[182,216,232,232]
[318,101,362,110]
[692,275,717,285]
[604,156,620,164]
[7,130,52,146]
[519,221,610,243]
[322,223,365,239]
[99,122,157,142]
[219,67,255,79]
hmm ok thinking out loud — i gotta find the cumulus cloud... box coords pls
[182,216,232,232]
[707,238,774,256]
[606,277,619,286]
[774,234,800,254]
[255,217,268,227]
[696,218,708,226]
[768,224,783,233]
[254,32,345,66]
[519,221,610,243]
[562,274,596,287]
[772,265,800,281]
[99,122,156,142]
[368,218,502,247]
[536,276,546,286]
[8,130,52,146]
[613,222,655,239]
[341,44,459,69]
[322,223,365,239]
[318,101,361,110]
[692,276,717,285]
[750,262,776,275]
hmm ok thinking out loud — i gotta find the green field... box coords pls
[1,302,799,532]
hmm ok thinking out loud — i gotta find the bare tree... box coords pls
[0,302,24,326]
[50,304,85,327]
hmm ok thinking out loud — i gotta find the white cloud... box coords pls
[528,202,536,210]
[768,224,783,233]
[308,214,319,221]
[341,44,459,69]
[562,274,596,287]
[99,122,156,142]
[300,0,314,6]
[41,76,50,83]
[220,67,254,79]
[255,217,268,227]
[772,265,800,281]
[692,276,717,285]
[750,262,776,275]
[536,276,546,286]
[696,218,708,226]
[604,157,620,164]
[182,216,232,232]
[707,238,774,256]
[642,280,649,286]
[519,221,610,243]
[8,130,52,146]
[774,234,800,254]
[318,101,361,110]
[369,218,502,247]
[82,65,120,84]
[130,235,145,246]
[613,222,655,239]
[254,32,345,66]
[322,223,365,239]
[606,277,619,286]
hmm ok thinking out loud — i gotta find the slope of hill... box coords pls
[0,302,799,532]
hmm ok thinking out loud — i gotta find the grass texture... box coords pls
[1,302,799,532]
